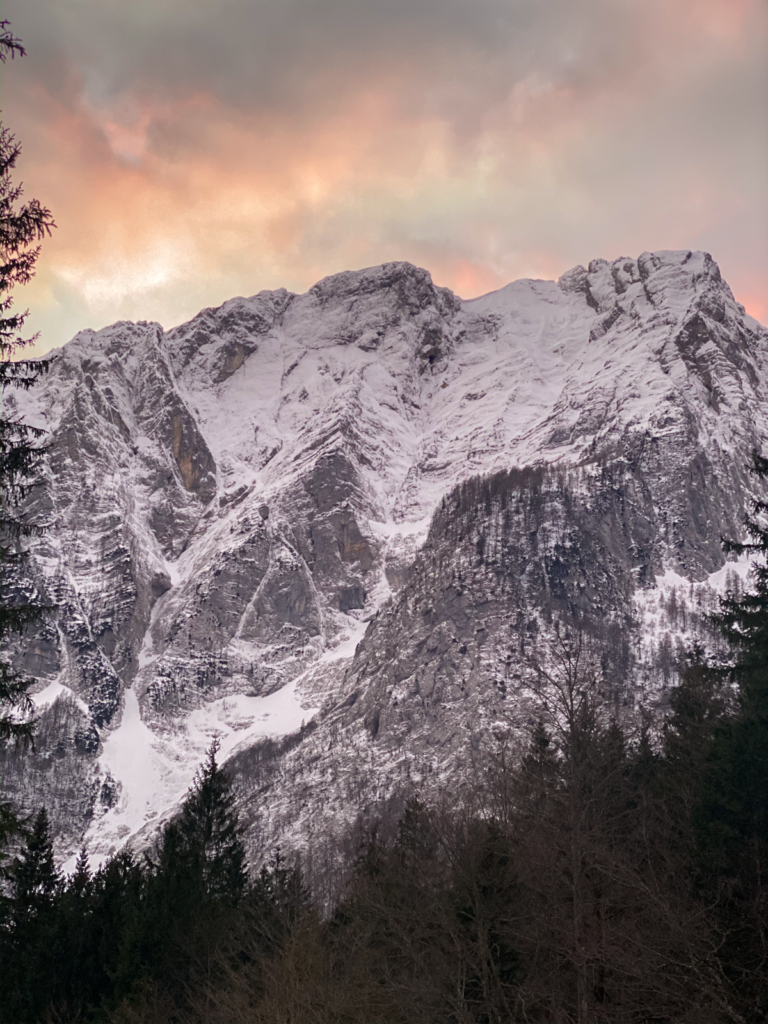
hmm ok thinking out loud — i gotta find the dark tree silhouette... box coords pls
[0,19,55,854]
[165,738,248,907]
[0,808,61,1023]
[695,452,768,1019]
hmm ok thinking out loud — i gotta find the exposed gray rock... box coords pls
[2,250,767,866]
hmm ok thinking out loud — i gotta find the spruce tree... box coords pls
[717,450,768,717]
[7,807,59,919]
[707,452,768,854]
[0,20,56,876]
[69,845,92,899]
[175,738,248,906]
[121,743,248,1008]
[91,851,146,1012]
[47,847,94,1019]
[0,808,60,1023]
[697,451,768,1019]
[0,20,54,751]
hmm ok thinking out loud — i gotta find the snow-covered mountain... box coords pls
[3,250,767,868]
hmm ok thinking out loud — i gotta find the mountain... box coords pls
[2,249,767,869]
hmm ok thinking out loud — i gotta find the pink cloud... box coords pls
[4,0,765,353]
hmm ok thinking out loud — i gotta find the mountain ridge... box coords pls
[2,248,766,868]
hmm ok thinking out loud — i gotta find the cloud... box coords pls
[1,0,766,351]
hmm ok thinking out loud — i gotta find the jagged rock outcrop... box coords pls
[2,250,767,866]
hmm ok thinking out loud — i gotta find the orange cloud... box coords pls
[6,0,765,355]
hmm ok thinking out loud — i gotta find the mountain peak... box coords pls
[7,248,768,868]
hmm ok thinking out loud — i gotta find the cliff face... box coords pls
[2,250,766,866]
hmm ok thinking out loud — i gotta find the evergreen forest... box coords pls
[1,531,768,1024]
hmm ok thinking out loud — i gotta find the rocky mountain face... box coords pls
[2,249,767,868]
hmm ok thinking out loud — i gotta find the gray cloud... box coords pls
[3,0,650,120]
[1,0,765,352]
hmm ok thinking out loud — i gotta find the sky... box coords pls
[2,0,767,356]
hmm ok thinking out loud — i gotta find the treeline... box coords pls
[0,743,307,1023]
[1,634,766,1021]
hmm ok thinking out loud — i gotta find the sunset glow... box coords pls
[2,0,766,353]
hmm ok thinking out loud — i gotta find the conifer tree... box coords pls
[175,738,248,906]
[69,845,92,899]
[7,806,59,921]
[0,808,60,1023]
[120,743,248,1009]
[91,851,146,1011]
[0,21,54,753]
[717,450,768,717]
[0,21,56,881]
[696,452,768,1017]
